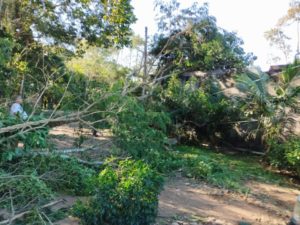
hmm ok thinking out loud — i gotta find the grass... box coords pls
[173,146,286,193]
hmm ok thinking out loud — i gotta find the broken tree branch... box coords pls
[0,199,63,225]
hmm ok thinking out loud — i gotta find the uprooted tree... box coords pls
[1,1,300,224]
[150,1,256,78]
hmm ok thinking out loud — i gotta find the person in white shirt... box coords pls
[10,95,28,120]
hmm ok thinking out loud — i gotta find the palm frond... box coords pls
[235,70,270,103]
[279,62,300,87]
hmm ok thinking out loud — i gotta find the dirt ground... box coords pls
[49,122,115,161]
[157,176,299,225]
[49,124,300,225]
[55,176,299,225]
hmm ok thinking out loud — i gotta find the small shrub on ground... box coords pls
[285,139,300,169]
[182,157,213,179]
[268,137,300,177]
[72,159,164,225]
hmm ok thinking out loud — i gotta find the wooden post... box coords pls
[144,26,148,78]
[142,27,148,96]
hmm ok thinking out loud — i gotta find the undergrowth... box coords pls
[268,137,300,176]
[0,155,96,224]
[175,146,285,192]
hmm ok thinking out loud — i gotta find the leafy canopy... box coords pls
[151,1,255,74]
[0,0,136,48]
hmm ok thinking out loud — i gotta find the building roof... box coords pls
[266,64,288,76]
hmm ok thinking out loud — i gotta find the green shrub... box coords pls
[267,139,287,168]
[35,155,96,195]
[182,157,213,179]
[7,155,96,195]
[268,137,300,176]
[72,159,164,225]
[286,139,300,167]
[112,96,173,171]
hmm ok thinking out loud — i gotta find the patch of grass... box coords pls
[175,146,285,192]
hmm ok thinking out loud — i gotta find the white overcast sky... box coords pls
[131,0,296,70]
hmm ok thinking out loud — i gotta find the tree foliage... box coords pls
[161,75,239,144]
[0,0,136,48]
[265,28,292,62]
[73,159,164,225]
[235,62,300,142]
[277,0,300,26]
[67,46,130,83]
[151,1,255,75]
[265,0,300,62]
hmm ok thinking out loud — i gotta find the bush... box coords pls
[268,137,300,176]
[72,159,164,225]
[285,139,300,168]
[182,157,213,179]
[33,155,96,195]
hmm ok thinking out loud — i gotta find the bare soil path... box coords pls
[157,175,299,225]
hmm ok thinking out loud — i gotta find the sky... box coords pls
[131,0,295,71]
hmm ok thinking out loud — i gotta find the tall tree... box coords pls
[265,0,300,63]
[151,1,255,76]
[277,0,300,26]
[0,0,136,99]
[265,28,292,63]
[0,0,136,48]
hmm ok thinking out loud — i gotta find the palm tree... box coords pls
[235,62,300,143]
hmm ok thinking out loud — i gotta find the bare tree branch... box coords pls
[0,199,63,225]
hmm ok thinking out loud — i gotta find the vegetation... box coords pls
[161,76,239,144]
[151,2,255,76]
[235,65,299,139]
[0,0,136,47]
[0,155,95,224]
[0,0,299,224]
[73,159,164,225]
[176,146,284,192]
[112,95,175,171]
[265,0,300,62]
[268,137,300,175]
